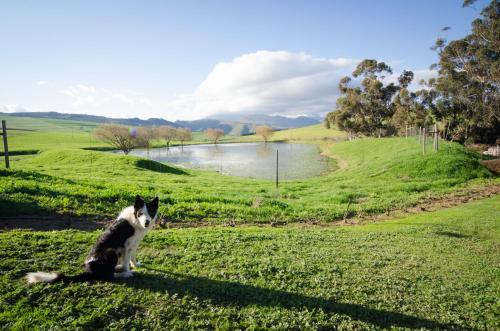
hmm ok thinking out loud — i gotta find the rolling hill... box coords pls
[1,111,320,135]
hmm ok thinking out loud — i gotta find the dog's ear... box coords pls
[147,197,159,217]
[134,195,145,211]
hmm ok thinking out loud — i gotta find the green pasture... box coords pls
[0,196,498,330]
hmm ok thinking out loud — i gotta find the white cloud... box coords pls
[166,51,359,120]
[412,69,438,86]
[60,84,98,106]
[109,92,153,107]
[0,104,30,113]
[383,69,438,90]
[60,84,153,109]
[37,80,49,86]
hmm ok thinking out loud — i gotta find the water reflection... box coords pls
[124,143,329,180]
[256,143,274,158]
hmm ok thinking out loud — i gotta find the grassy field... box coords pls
[1,115,344,153]
[0,195,498,330]
[1,115,499,330]
[1,115,110,152]
[263,123,345,141]
[0,136,494,223]
[229,124,345,143]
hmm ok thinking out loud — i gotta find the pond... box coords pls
[125,142,331,180]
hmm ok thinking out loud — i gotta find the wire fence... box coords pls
[0,118,447,172]
[0,116,453,225]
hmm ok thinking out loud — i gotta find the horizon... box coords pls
[0,0,486,121]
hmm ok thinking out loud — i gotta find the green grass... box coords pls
[1,114,100,132]
[0,114,253,152]
[1,116,498,329]
[270,123,345,141]
[0,196,498,330]
[1,115,110,152]
[0,136,494,223]
[233,124,345,143]
[0,115,342,152]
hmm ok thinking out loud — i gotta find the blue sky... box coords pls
[0,0,485,120]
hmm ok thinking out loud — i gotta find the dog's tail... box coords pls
[25,271,94,284]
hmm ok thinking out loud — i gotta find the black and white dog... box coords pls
[25,195,159,283]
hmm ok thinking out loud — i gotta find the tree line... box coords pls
[94,124,275,154]
[94,124,193,155]
[325,0,499,144]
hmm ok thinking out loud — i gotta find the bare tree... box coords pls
[94,124,138,155]
[136,126,157,156]
[176,128,192,146]
[204,128,225,144]
[157,125,177,148]
[255,125,274,143]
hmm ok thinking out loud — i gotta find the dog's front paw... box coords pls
[114,271,133,278]
[115,264,124,272]
[131,261,142,268]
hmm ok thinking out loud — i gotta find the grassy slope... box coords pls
[0,114,249,151]
[1,115,110,152]
[0,196,498,330]
[235,123,345,143]
[270,123,345,141]
[1,115,341,151]
[0,136,494,223]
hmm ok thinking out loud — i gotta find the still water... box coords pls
[127,142,330,180]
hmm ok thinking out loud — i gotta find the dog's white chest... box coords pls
[125,230,146,251]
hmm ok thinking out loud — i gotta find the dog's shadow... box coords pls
[118,267,466,330]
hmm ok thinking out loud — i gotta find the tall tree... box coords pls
[204,128,225,144]
[157,126,177,148]
[176,128,192,146]
[136,126,157,155]
[431,0,499,143]
[94,124,138,155]
[326,60,400,138]
[255,125,274,143]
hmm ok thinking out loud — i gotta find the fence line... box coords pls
[1,120,9,168]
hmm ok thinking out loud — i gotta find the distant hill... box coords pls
[175,119,233,133]
[240,114,319,129]
[0,111,320,135]
[0,111,178,127]
[228,122,254,136]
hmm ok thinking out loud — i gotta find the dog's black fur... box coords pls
[25,195,159,284]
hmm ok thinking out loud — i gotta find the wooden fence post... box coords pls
[275,149,279,189]
[436,128,439,151]
[433,124,438,151]
[1,120,9,168]
[422,127,426,155]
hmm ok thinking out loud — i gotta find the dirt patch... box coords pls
[320,142,348,170]
[1,184,499,231]
[481,159,500,174]
[337,183,500,226]
[0,216,110,231]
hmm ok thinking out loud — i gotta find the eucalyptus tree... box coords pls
[431,0,499,143]
[327,60,400,138]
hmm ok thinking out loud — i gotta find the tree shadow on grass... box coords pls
[135,159,189,175]
[0,168,79,184]
[434,231,472,239]
[122,268,469,330]
[0,197,107,231]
